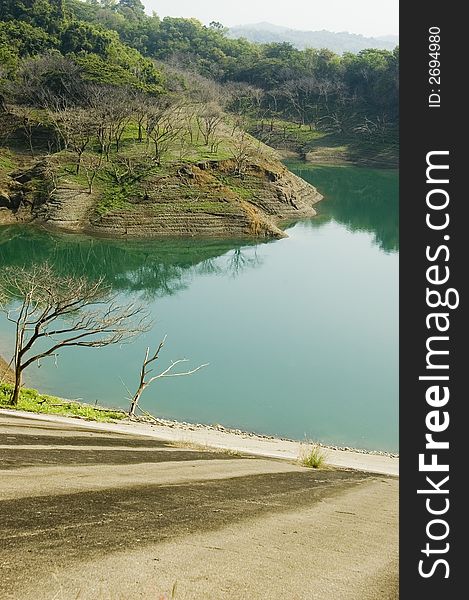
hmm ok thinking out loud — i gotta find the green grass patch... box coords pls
[227,184,255,200]
[58,163,92,188]
[104,120,234,163]
[150,199,236,214]
[0,383,126,422]
[0,149,17,172]
[299,443,327,469]
[95,187,137,216]
[215,173,263,200]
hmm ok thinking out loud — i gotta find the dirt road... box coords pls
[0,412,398,599]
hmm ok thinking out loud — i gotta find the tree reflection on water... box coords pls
[0,226,263,299]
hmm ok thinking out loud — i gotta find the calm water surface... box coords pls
[0,165,398,451]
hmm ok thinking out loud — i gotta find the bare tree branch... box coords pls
[128,336,208,417]
[0,264,150,406]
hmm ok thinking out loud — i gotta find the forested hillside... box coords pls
[1,0,398,147]
[0,0,398,238]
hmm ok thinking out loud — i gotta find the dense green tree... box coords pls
[60,20,113,55]
[0,20,56,58]
[0,0,398,136]
[116,0,145,18]
[0,0,65,32]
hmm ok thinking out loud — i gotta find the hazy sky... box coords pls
[143,0,399,37]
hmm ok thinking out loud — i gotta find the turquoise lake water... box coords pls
[0,164,399,451]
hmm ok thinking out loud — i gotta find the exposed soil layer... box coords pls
[0,157,322,238]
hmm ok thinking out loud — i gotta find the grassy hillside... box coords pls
[0,104,322,237]
[0,1,397,238]
[1,1,398,162]
[249,119,398,168]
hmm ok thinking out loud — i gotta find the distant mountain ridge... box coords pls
[228,22,398,54]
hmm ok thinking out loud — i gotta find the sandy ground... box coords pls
[0,412,398,600]
[0,408,399,476]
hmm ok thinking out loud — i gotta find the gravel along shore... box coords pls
[0,409,399,476]
[0,412,398,600]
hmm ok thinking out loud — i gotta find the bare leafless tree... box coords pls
[128,335,208,417]
[85,86,111,158]
[227,82,264,119]
[61,108,96,174]
[43,102,69,152]
[86,85,123,160]
[108,155,155,187]
[109,90,134,153]
[196,102,224,151]
[183,72,230,109]
[177,131,193,162]
[353,113,389,140]
[82,152,104,194]
[146,106,182,165]
[0,264,150,406]
[180,107,198,145]
[15,55,85,108]
[230,131,257,176]
[12,106,36,156]
[129,90,151,144]
[0,110,17,146]
[43,103,95,170]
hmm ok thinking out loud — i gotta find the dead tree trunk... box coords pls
[11,367,22,406]
[128,336,208,417]
[1,264,150,407]
[128,346,155,417]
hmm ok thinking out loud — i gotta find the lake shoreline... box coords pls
[0,407,399,476]
[277,148,399,169]
[1,164,398,458]
[0,155,323,239]
[131,411,399,458]
[0,369,399,464]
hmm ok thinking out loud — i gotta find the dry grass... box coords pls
[298,443,328,469]
[167,438,242,457]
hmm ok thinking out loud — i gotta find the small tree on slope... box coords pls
[0,264,149,406]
